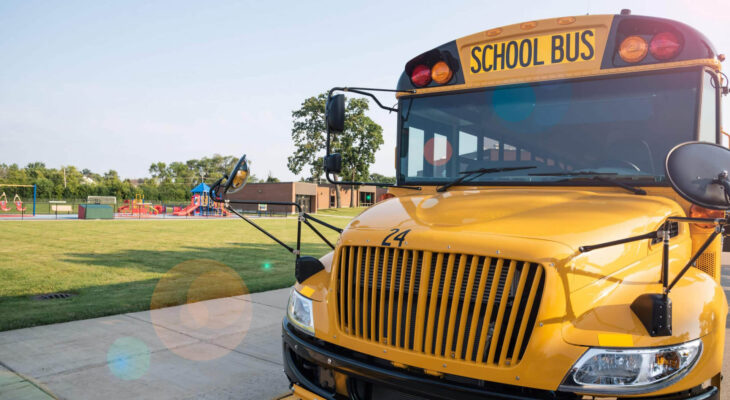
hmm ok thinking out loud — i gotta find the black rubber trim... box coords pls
[282,318,719,400]
[626,386,718,400]
[283,318,558,400]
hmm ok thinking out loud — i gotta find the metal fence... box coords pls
[0,199,293,219]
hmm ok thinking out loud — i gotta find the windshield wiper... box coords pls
[528,171,647,195]
[436,166,537,192]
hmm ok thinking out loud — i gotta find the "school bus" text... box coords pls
[469,29,595,74]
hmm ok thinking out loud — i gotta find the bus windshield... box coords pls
[398,69,702,186]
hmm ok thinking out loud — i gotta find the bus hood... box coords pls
[350,188,683,250]
[345,188,686,292]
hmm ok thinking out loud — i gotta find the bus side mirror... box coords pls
[326,94,345,133]
[323,153,342,174]
[295,256,325,284]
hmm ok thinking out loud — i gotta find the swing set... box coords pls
[0,184,36,216]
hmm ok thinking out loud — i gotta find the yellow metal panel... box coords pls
[354,246,363,337]
[454,255,480,358]
[386,249,400,345]
[476,258,505,362]
[424,253,444,354]
[338,249,346,331]
[444,255,468,358]
[378,247,389,343]
[347,247,355,334]
[468,29,596,75]
[413,252,434,353]
[362,247,371,338]
[498,262,530,366]
[290,384,320,400]
[322,181,725,392]
[434,253,456,357]
[403,250,419,349]
[510,267,543,362]
[392,13,720,98]
[395,250,410,348]
[371,247,380,340]
[299,285,315,298]
[465,257,491,361]
[487,260,517,363]
[598,333,634,347]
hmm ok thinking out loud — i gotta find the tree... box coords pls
[370,173,396,184]
[0,154,242,202]
[287,93,384,207]
[149,162,169,182]
[265,171,280,183]
[288,94,328,183]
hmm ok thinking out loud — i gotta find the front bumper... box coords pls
[282,318,719,400]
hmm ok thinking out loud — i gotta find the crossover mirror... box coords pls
[225,154,250,194]
[666,141,730,210]
[326,94,345,133]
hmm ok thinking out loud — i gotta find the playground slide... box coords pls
[173,200,198,216]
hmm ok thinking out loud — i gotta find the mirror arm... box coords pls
[329,86,415,113]
[302,218,335,249]
[323,87,421,191]
[224,200,345,253]
[303,212,343,233]
[326,86,415,156]
[580,216,727,296]
[227,206,298,256]
[578,230,659,253]
[665,225,723,294]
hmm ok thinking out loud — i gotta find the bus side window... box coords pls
[504,143,517,161]
[406,128,425,177]
[699,71,718,144]
[432,133,449,177]
[483,137,499,161]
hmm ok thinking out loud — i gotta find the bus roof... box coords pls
[396,13,719,95]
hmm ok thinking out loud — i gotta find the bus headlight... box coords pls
[559,340,701,395]
[287,289,314,335]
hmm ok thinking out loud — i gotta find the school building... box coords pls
[226,182,388,214]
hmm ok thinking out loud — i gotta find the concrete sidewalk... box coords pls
[0,288,292,400]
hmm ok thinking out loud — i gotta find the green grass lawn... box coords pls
[315,206,367,218]
[0,213,354,331]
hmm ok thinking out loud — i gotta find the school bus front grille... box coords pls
[335,246,545,366]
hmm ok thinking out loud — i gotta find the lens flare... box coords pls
[150,259,252,361]
[107,337,150,380]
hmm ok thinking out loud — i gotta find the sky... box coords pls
[1,0,729,181]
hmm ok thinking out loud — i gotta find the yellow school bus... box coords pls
[264,9,730,400]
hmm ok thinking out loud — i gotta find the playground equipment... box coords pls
[117,194,163,216]
[0,193,9,212]
[78,204,114,219]
[13,194,26,212]
[173,183,229,216]
[0,185,35,215]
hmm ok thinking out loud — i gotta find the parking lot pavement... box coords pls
[1,266,728,400]
[0,288,292,400]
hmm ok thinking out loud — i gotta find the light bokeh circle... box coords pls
[107,337,151,380]
[150,259,252,361]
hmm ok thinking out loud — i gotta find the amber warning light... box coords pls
[410,58,454,88]
[619,31,682,63]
